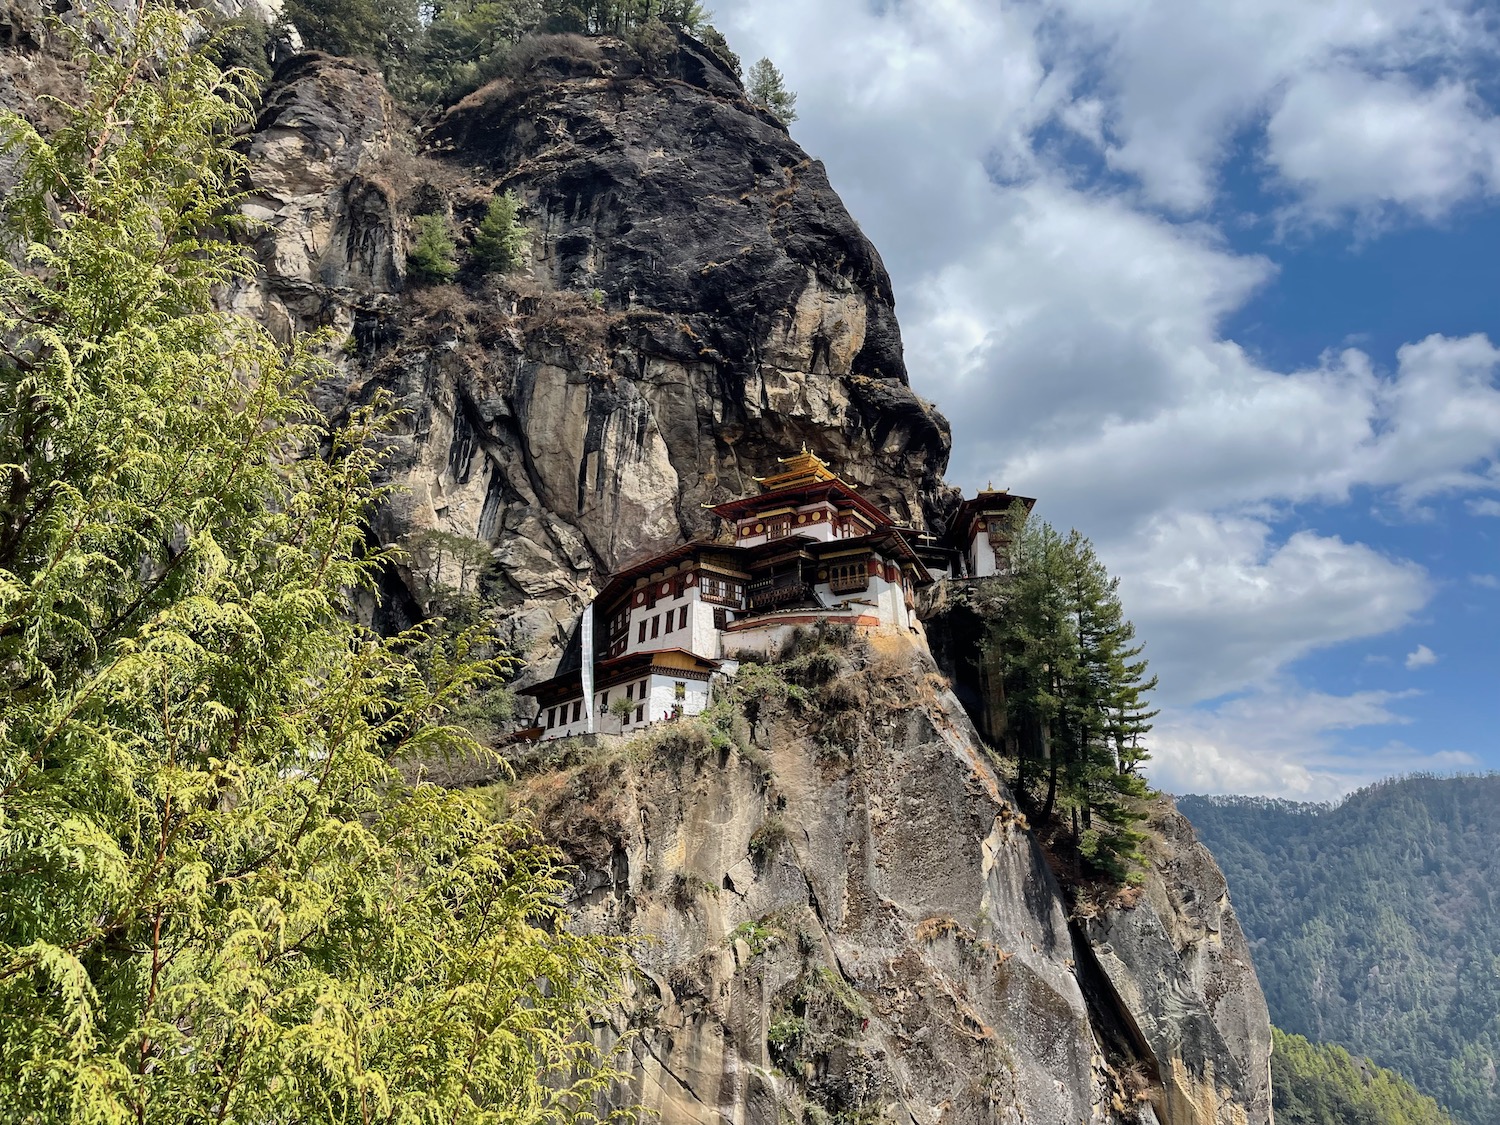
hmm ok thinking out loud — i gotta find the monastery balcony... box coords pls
[828,573,870,594]
[748,575,810,610]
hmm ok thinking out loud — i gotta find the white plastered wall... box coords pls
[970,531,998,577]
[642,673,711,727]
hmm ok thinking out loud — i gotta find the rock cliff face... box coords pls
[1079,806,1272,1125]
[515,639,1271,1125]
[227,34,951,662]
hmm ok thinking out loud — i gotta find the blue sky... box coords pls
[714,0,1500,798]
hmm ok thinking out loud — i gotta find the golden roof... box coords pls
[753,446,838,492]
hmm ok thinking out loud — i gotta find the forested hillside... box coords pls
[1179,777,1500,1125]
[1272,1030,1455,1125]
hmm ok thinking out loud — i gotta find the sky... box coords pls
[713,0,1500,801]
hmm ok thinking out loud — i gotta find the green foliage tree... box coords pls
[1273,1028,1456,1125]
[0,5,629,1120]
[542,0,707,34]
[206,15,276,86]
[1180,778,1500,1125]
[609,697,636,730]
[472,191,529,274]
[746,56,797,124]
[697,24,741,77]
[408,212,459,284]
[405,0,544,104]
[282,0,420,63]
[281,0,731,106]
[984,512,1155,879]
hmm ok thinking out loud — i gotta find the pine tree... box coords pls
[0,5,630,1120]
[746,56,798,124]
[409,0,544,104]
[409,212,459,283]
[283,0,420,64]
[984,513,1156,880]
[472,191,528,273]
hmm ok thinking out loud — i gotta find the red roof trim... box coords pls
[710,480,894,527]
[520,646,720,698]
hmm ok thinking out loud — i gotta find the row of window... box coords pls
[827,561,870,593]
[738,515,871,539]
[638,605,690,644]
[700,575,743,605]
[541,678,691,730]
[543,699,584,729]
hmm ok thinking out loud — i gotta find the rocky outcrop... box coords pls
[228,35,951,665]
[1080,806,1273,1125]
[516,639,1270,1125]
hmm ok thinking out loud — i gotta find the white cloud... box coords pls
[1268,68,1500,222]
[1149,686,1477,799]
[1110,515,1430,702]
[1470,573,1500,588]
[1405,643,1439,668]
[1469,498,1500,516]
[1043,0,1497,218]
[980,330,1500,539]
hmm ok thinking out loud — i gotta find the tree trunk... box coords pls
[1040,719,1058,824]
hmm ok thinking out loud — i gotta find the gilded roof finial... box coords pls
[754,446,838,490]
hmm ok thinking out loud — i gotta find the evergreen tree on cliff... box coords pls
[988,514,1155,878]
[747,56,798,124]
[0,5,628,1120]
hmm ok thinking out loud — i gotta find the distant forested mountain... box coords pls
[1179,777,1500,1125]
[1273,1030,1456,1125]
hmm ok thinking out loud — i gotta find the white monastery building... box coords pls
[522,451,1034,739]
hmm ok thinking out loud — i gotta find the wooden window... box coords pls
[600,690,609,707]
[674,681,686,701]
[650,615,660,639]
[828,562,868,594]
[664,612,674,634]
[671,704,684,719]
[572,701,581,723]
[768,516,791,540]
[638,620,646,644]
[547,707,555,728]
[640,680,648,698]
[626,684,633,701]
[679,606,688,630]
[635,704,644,722]
[713,607,728,630]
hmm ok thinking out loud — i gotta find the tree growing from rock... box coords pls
[408,212,459,283]
[543,0,708,34]
[283,0,419,63]
[0,4,629,1119]
[747,56,797,124]
[472,191,529,273]
[985,511,1156,879]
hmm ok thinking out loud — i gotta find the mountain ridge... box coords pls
[1180,775,1500,1125]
